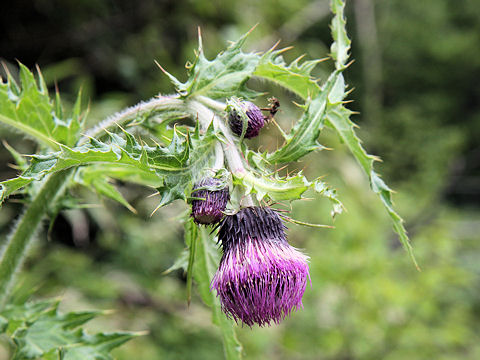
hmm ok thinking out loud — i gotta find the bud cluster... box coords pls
[188,98,309,326]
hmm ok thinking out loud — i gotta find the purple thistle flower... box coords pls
[211,207,310,326]
[191,178,229,225]
[228,101,265,139]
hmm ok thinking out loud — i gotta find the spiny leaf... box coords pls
[153,124,217,209]
[326,0,418,268]
[237,171,311,202]
[330,0,351,70]
[1,126,217,208]
[235,169,343,217]
[193,225,242,360]
[326,104,419,269]
[265,72,339,164]
[313,180,344,218]
[254,50,323,99]
[0,63,83,149]
[163,28,260,100]
[59,331,143,360]
[0,300,136,360]
[76,170,136,213]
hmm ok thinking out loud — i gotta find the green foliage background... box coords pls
[1,0,479,359]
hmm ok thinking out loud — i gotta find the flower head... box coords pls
[191,178,229,225]
[227,99,265,139]
[211,207,309,326]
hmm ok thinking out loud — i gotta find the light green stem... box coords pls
[0,169,73,307]
[79,96,185,145]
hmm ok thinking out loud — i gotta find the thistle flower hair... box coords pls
[191,177,229,225]
[211,207,310,326]
[227,98,265,139]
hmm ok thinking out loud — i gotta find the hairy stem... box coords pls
[188,100,246,177]
[212,142,225,171]
[190,99,256,208]
[79,96,185,145]
[0,169,73,306]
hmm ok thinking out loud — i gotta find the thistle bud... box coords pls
[191,178,229,225]
[227,98,265,139]
[211,207,310,326]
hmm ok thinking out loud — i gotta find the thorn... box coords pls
[147,191,160,198]
[293,54,306,64]
[197,26,203,53]
[345,59,355,68]
[154,60,169,75]
[275,164,288,174]
[267,39,282,53]
[275,46,294,55]
[246,23,259,36]
[160,135,171,143]
[150,203,163,217]
[6,163,20,170]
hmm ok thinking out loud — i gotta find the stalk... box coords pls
[189,99,254,207]
[79,96,185,145]
[0,169,73,307]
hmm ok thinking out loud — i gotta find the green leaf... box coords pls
[321,0,417,267]
[326,104,419,269]
[76,169,136,213]
[234,169,343,217]
[1,125,217,208]
[237,171,309,202]
[0,63,83,149]
[264,73,338,163]
[185,220,197,305]
[164,29,260,100]
[162,248,189,275]
[313,180,344,218]
[330,0,351,70]
[254,50,322,99]
[0,299,136,360]
[59,331,141,360]
[193,224,242,360]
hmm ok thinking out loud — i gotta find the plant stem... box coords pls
[0,169,73,307]
[79,96,185,145]
[188,100,246,177]
[212,142,225,171]
[190,99,256,208]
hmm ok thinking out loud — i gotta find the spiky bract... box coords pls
[191,178,229,225]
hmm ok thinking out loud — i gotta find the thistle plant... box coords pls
[0,0,418,358]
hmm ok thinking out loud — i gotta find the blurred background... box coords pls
[1,0,479,359]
